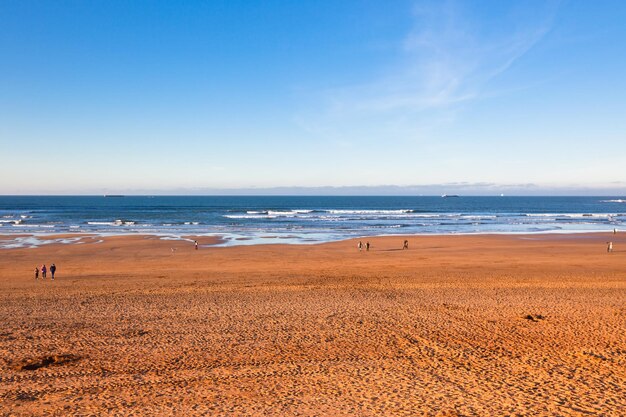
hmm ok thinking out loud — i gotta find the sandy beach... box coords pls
[0,233,624,416]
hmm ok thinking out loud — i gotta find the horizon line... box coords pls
[1,194,624,198]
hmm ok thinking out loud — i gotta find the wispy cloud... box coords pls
[301,1,558,136]
[331,1,555,116]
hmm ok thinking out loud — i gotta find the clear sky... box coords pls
[1,0,625,195]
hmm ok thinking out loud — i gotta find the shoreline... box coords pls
[0,228,621,250]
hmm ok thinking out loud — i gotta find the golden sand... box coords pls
[0,234,624,416]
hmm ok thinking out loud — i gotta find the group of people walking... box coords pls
[35,263,56,280]
[357,241,370,251]
[357,240,409,251]
[356,240,409,252]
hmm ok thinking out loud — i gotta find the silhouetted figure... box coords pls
[403,240,409,250]
[50,264,56,280]
[34,267,39,280]
[195,240,198,250]
[607,242,613,253]
[358,241,363,251]
[366,241,370,251]
[41,264,47,279]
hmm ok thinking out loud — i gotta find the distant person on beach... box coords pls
[607,242,613,253]
[614,228,617,234]
[50,264,56,280]
[34,267,39,280]
[366,241,370,251]
[41,264,47,279]
[195,240,198,250]
[358,241,363,251]
[403,240,409,250]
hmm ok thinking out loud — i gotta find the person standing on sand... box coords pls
[34,267,39,280]
[607,242,613,253]
[50,264,56,280]
[403,240,409,250]
[366,241,370,251]
[358,241,363,251]
[195,240,198,250]
[41,264,47,279]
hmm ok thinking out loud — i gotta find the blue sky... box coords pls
[1,0,625,195]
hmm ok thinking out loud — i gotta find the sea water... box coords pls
[0,196,624,247]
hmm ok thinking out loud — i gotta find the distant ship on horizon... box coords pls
[441,194,460,198]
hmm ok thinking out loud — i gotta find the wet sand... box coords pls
[0,233,625,416]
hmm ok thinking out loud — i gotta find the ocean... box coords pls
[1,196,624,247]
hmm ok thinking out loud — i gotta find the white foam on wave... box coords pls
[244,209,313,215]
[600,199,626,203]
[411,214,444,218]
[229,210,315,219]
[525,213,614,218]
[268,210,314,215]
[11,223,54,228]
[87,220,136,226]
[224,212,506,222]
[370,224,404,228]
[327,209,413,215]
[225,214,277,219]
